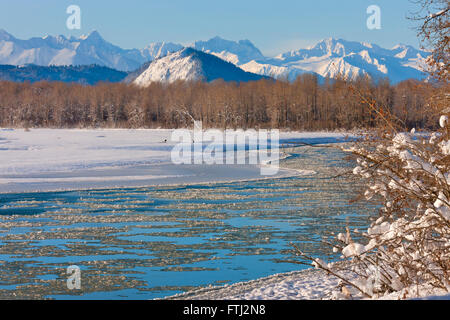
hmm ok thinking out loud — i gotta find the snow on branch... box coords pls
[294,99,450,299]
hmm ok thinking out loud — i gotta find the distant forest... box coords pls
[0,75,441,130]
[0,64,127,85]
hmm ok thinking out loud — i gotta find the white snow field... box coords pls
[166,266,449,300]
[0,128,349,193]
[166,268,343,300]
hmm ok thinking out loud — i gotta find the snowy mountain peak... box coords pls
[41,34,68,46]
[142,41,184,60]
[362,42,373,48]
[392,43,413,50]
[311,38,368,56]
[79,30,103,41]
[193,36,265,65]
[241,37,430,83]
[133,47,267,86]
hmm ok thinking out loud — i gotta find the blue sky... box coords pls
[0,0,424,56]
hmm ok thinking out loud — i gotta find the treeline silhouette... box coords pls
[0,75,438,130]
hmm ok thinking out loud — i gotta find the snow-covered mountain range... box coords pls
[0,29,430,83]
[240,38,429,83]
[133,48,267,85]
[0,29,182,72]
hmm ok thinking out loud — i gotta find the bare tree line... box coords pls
[0,74,441,130]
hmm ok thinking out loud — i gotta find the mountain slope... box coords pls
[133,48,268,86]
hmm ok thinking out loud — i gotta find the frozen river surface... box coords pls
[0,129,375,299]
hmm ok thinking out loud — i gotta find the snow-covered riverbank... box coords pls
[166,267,341,300]
[0,128,349,193]
[166,266,450,300]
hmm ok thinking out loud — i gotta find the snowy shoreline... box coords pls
[165,266,450,300]
[165,267,340,300]
[0,128,347,194]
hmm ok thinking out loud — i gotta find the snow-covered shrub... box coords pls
[346,118,448,294]
[296,109,450,298]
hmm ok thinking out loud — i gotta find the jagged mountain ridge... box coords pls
[240,38,429,83]
[0,30,430,83]
[0,29,182,72]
